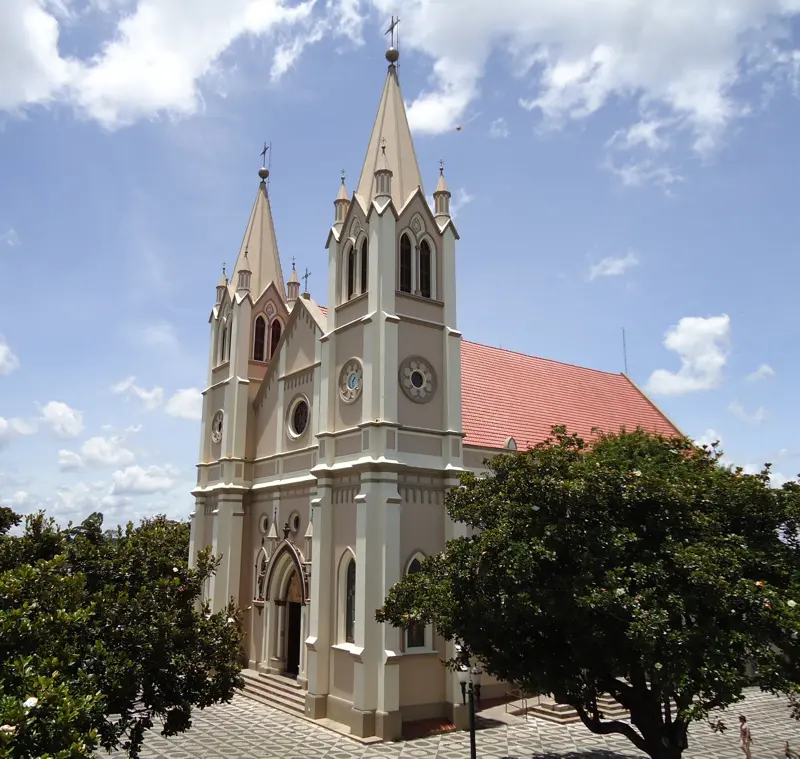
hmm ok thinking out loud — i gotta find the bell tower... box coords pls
[307,37,464,740]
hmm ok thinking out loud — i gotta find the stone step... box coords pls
[528,694,629,725]
[239,669,306,717]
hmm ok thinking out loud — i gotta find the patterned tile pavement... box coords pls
[116,688,799,759]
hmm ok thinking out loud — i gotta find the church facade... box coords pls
[188,46,679,740]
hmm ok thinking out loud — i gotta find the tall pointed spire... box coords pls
[354,45,424,211]
[230,165,286,300]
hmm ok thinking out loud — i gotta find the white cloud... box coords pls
[0,336,20,375]
[0,0,318,127]
[165,388,203,421]
[646,314,731,396]
[0,228,21,247]
[489,116,510,138]
[746,363,775,382]
[58,449,84,470]
[728,401,767,424]
[39,400,84,438]
[111,376,164,411]
[588,251,639,280]
[133,322,181,351]
[694,429,723,448]
[82,435,136,466]
[0,417,37,447]
[111,464,181,495]
[449,188,474,218]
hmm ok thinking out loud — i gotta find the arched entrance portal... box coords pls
[262,542,308,682]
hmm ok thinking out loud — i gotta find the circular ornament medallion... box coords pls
[211,410,224,443]
[399,356,437,403]
[339,358,364,404]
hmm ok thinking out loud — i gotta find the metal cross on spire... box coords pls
[384,15,400,48]
[302,267,312,292]
[260,142,269,168]
[380,136,387,154]
[341,168,346,185]
[439,158,445,175]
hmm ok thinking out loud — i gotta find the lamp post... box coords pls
[457,659,482,759]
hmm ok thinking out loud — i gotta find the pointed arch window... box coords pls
[405,557,427,649]
[345,557,356,643]
[347,246,356,300]
[399,234,412,293]
[360,238,368,295]
[219,323,228,363]
[253,316,266,362]
[270,319,282,358]
[419,240,432,299]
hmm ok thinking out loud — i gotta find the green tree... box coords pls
[0,510,243,759]
[378,428,800,759]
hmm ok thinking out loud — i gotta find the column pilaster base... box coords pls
[350,707,376,738]
[375,710,402,741]
[451,702,470,731]
[305,693,327,719]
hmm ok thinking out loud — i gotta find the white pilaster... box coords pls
[188,495,207,570]
[210,493,245,612]
[305,479,334,717]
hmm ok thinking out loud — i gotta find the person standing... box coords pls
[739,715,753,759]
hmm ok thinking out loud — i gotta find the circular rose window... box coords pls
[399,357,436,403]
[288,397,310,438]
[339,358,363,404]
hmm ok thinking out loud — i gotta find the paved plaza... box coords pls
[120,688,798,759]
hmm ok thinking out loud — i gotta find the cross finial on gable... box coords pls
[439,158,445,175]
[260,142,269,168]
[302,267,312,292]
[384,15,400,49]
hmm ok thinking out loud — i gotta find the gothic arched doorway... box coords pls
[262,541,308,681]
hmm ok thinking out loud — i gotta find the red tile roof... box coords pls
[460,340,679,449]
[310,304,678,450]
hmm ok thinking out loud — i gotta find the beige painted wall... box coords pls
[330,648,354,701]
[283,307,317,376]
[397,323,445,430]
[400,655,446,708]
[254,373,280,460]
[334,326,365,431]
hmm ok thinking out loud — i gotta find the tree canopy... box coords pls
[378,428,800,759]
[0,510,243,759]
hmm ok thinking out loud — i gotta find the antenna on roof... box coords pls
[622,327,629,375]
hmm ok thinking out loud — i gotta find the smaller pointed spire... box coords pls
[237,250,252,294]
[433,159,451,222]
[374,139,393,203]
[216,264,228,304]
[334,170,350,230]
[287,257,300,303]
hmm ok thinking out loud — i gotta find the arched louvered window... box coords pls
[345,558,356,644]
[405,557,426,648]
[399,234,412,293]
[419,240,432,299]
[347,247,356,300]
[253,316,266,361]
[360,239,368,294]
[270,320,282,358]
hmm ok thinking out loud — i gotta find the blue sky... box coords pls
[1,0,798,526]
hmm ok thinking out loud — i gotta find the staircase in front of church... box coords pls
[239,669,306,717]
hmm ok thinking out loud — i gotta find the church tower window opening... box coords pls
[360,238,368,294]
[399,234,412,293]
[345,557,356,644]
[270,319,282,358]
[419,240,432,299]
[405,556,427,649]
[346,245,356,300]
[253,315,266,362]
[219,322,228,364]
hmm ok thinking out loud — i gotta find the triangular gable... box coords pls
[252,296,326,410]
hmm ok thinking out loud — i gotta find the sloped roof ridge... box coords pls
[462,339,625,379]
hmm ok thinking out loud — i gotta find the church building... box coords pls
[188,43,679,740]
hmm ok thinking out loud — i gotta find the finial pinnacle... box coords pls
[292,256,296,270]
[380,137,387,155]
[222,262,227,277]
[439,158,445,176]
[341,169,346,185]
[258,141,270,180]
[385,16,400,64]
